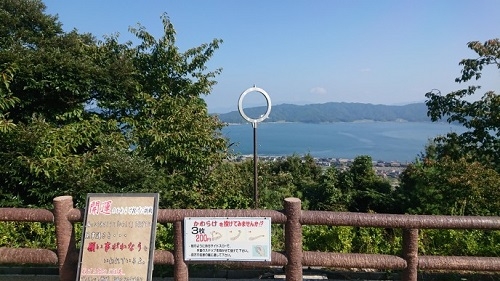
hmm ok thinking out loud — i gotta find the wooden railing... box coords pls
[1,196,499,281]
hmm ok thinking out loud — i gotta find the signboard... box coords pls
[76,193,159,281]
[184,217,271,261]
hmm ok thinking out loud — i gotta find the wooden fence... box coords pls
[1,196,500,281]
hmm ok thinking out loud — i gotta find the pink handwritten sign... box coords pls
[76,193,159,281]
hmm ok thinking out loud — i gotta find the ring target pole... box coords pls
[237,86,272,209]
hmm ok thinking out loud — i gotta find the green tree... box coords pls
[397,156,500,216]
[402,39,500,217]
[425,39,500,170]
[117,16,227,208]
[0,63,18,132]
[342,156,393,213]
[0,0,228,208]
[305,166,348,211]
[123,17,226,182]
[203,161,253,209]
[262,155,322,209]
[0,0,102,124]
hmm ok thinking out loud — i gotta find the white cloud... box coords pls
[310,87,327,95]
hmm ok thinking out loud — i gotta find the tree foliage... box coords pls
[1,0,98,123]
[340,156,394,213]
[0,0,227,208]
[399,39,500,216]
[397,157,500,216]
[425,39,500,169]
[0,63,18,132]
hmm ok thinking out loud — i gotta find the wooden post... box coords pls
[53,196,78,281]
[284,197,302,281]
[174,220,188,281]
[402,228,419,281]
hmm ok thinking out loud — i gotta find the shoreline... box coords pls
[222,122,462,163]
[229,154,408,181]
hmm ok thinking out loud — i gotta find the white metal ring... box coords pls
[237,87,272,123]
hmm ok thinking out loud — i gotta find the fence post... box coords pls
[174,220,188,281]
[53,196,78,281]
[402,228,419,281]
[284,197,302,281]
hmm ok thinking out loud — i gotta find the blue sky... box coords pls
[43,0,499,113]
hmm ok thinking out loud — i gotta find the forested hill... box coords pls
[216,102,430,123]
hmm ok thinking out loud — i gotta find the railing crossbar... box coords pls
[0,196,499,281]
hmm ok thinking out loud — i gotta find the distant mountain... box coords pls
[215,102,430,123]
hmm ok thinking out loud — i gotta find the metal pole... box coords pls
[253,122,258,209]
[237,86,271,210]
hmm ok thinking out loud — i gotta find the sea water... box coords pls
[221,122,466,162]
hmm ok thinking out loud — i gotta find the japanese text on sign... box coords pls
[184,217,271,261]
[76,193,159,281]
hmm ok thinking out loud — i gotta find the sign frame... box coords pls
[76,193,159,281]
